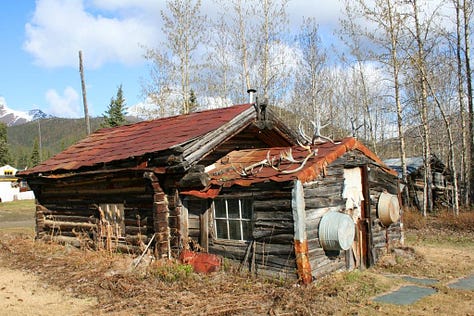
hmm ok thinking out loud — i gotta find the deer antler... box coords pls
[311,120,334,144]
[266,150,281,171]
[280,149,318,174]
[298,119,312,145]
[231,158,269,177]
[280,148,302,163]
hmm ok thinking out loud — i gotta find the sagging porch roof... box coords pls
[183,137,397,198]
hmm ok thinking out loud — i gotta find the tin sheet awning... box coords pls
[19,104,253,175]
[183,137,396,198]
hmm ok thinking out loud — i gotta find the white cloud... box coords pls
[288,0,343,26]
[22,0,349,71]
[45,87,82,118]
[23,0,161,69]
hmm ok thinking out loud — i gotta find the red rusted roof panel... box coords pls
[205,137,397,189]
[20,104,252,175]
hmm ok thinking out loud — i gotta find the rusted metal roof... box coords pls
[183,137,397,198]
[19,104,253,175]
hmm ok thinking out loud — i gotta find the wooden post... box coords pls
[292,180,312,284]
[200,208,209,252]
[144,172,170,259]
[78,50,91,135]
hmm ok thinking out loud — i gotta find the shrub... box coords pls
[147,260,194,282]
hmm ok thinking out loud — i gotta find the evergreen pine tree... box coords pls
[0,122,10,165]
[30,138,40,167]
[187,89,199,113]
[16,148,28,170]
[102,84,127,128]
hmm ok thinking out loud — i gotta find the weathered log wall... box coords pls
[203,183,298,279]
[368,165,402,262]
[303,165,347,280]
[29,171,156,253]
[302,150,402,279]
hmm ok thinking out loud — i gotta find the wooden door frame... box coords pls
[361,164,375,267]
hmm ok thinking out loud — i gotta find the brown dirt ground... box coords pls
[0,206,473,315]
[0,263,96,316]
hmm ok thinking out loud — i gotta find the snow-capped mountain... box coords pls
[0,98,51,126]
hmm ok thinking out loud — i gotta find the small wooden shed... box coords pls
[384,154,453,210]
[182,137,402,282]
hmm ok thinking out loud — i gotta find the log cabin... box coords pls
[384,154,453,210]
[18,102,403,283]
[181,137,402,283]
[17,103,298,255]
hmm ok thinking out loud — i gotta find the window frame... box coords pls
[213,198,253,241]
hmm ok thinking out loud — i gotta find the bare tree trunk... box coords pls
[454,0,468,207]
[78,50,91,135]
[262,0,270,99]
[357,62,377,154]
[385,0,409,203]
[235,0,251,91]
[464,0,473,205]
[425,74,460,215]
[412,0,433,215]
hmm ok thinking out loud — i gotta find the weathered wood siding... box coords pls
[303,165,347,280]
[203,183,298,280]
[29,171,156,253]
[368,166,402,261]
[302,150,402,279]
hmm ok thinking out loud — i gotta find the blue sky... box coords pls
[0,0,343,118]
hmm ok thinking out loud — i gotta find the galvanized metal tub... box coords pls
[319,211,355,251]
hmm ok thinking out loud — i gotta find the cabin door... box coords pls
[343,167,369,269]
[182,198,210,252]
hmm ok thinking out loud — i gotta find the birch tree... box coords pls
[292,17,328,131]
[406,0,434,215]
[353,0,409,198]
[453,0,469,206]
[339,1,384,153]
[201,15,239,106]
[463,0,473,204]
[216,0,291,105]
[144,0,207,116]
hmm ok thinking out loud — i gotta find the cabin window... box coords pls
[99,203,125,238]
[213,198,252,241]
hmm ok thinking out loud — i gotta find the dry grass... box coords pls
[403,207,474,232]
[0,207,473,315]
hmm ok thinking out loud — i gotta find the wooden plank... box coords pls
[200,209,209,251]
[304,184,343,198]
[43,219,96,230]
[305,196,345,209]
[253,233,294,243]
[305,206,340,221]
[253,199,291,212]
[254,211,293,221]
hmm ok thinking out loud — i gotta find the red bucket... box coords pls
[179,250,221,274]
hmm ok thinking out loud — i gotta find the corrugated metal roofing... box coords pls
[383,157,425,176]
[20,104,253,175]
[183,137,396,198]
